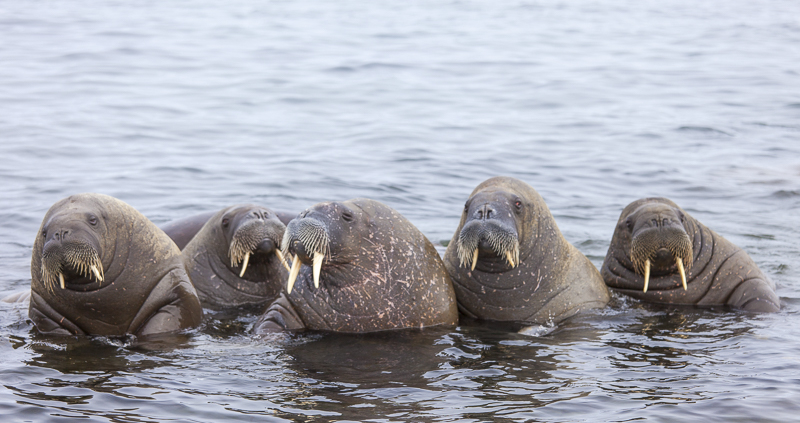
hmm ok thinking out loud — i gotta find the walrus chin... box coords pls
[228,220,290,277]
[456,221,519,271]
[630,227,692,293]
[281,218,330,293]
[41,241,104,292]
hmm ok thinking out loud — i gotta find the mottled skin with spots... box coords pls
[601,197,780,311]
[444,177,610,325]
[180,205,288,309]
[253,198,458,333]
[29,193,202,336]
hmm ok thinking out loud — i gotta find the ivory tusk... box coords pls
[275,249,291,272]
[286,254,301,294]
[643,259,650,293]
[313,251,324,289]
[470,249,479,271]
[677,257,687,290]
[239,252,250,277]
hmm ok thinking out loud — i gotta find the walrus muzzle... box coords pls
[229,220,289,277]
[281,218,330,293]
[630,227,693,292]
[41,241,104,292]
[457,220,519,271]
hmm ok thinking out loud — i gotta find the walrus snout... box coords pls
[41,239,104,291]
[282,217,330,293]
[630,226,693,293]
[228,217,289,277]
[457,219,519,271]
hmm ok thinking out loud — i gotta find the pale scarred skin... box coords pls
[29,193,202,336]
[444,177,610,325]
[601,197,780,312]
[253,198,458,333]
[180,205,288,309]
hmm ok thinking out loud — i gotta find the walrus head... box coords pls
[624,202,693,292]
[38,200,106,292]
[456,187,523,273]
[281,201,359,293]
[221,206,289,278]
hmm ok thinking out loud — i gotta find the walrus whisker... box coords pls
[677,257,687,290]
[313,251,324,288]
[275,249,291,271]
[643,259,650,293]
[505,251,516,268]
[90,265,104,283]
[286,254,301,294]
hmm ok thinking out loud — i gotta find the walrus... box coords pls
[162,210,295,250]
[443,177,610,325]
[180,204,290,309]
[601,197,780,312]
[29,193,203,336]
[253,198,458,333]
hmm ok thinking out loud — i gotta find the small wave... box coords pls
[676,126,733,136]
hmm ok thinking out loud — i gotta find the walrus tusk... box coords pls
[59,273,65,290]
[239,252,251,277]
[275,249,291,272]
[643,259,650,293]
[286,254,301,294]
[677,257,687,290]
[313,251,324,288]
[505,251,516,268]
[470,249,479,271]
[90,265,104,283]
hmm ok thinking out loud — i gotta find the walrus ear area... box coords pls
[341,209,354,222]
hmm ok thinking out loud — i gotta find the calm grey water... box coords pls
[1,0,799,421]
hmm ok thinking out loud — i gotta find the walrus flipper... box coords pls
[28,291,83,336]
[132,268,203,337]
[253,293,306,333]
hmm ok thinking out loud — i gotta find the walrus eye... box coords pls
[514,200,522,210]
[342,210,354,222]
[222,218,230,228]
[88,215,98,226]
[625,217,633,230]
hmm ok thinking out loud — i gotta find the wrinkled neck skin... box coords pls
[30,194,194,336]
[183,206,286,308]
[602,200,718,300]
[189,243,285,308]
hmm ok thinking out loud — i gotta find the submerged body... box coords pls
[444,177,610,325]
[180,205,289,309]
[253,198,458,333]
[601,197,779,311]
[29,193,202,336]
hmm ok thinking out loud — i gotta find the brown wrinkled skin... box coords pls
[180,205,287,309]
[444,177,610,325]
[601,197,780,312]
[253,198,458,333]
[29,193,203,336]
